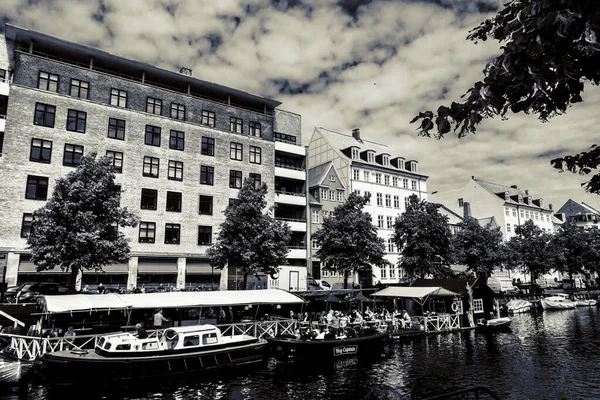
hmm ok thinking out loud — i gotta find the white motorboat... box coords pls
[505,299,531,314]
[576,299,597,307]
[476,317,512,332]
[540,294,577,310]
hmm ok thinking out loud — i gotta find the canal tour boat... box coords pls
[37,324,267,382]
[540,294,577,310]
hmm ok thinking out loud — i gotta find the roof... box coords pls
[308,162,333,188]
[435,203,463,225]
[411,278,494,296]
[557,199,600,216]
[315,127,392,156]
[308,193,321,206]
[477,216,498,228]
[473,178,551,211]
[41,289,306,314]
[371,286,459,299]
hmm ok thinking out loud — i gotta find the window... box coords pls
[329,190,335,201]
[249,121,262,137]
[30,139,52,163]
[143,156,160,178]
[513,209,517,217]
[200,166,214,185]
[387,238,394,253]
[365,191,371,205]
[404,197,410,208]
[183,335,200,347]
[458,198,464,207]
[392,177,398,187]
[411,180,417,190]
[166,191,182,212]
[351,148,359,159]
[387,216,393,229]
[108,118,126,140]
[66,109,87,133]
[146,97,162,115]
[25,175,49,200]
[229,170,242,188]
[473,299,484,313]
[385,194,391,207]
[322,210,329,219]
[390,267,396,279]
[382,155,390,166]
[110,88,127,107]
[34,103,56,127]
[507,223,511,233]
[0,68,6,81]
[249,146,261,164]
[546,215,550,222]
[63,144,84,167]
[106,150,123,173]
[202,332,218,345]
[520,210,524,219]
[198,226,212,245]
[165,223,181,244]
[376,193,383,206]
[505,207,510,216]
[201,110,216,127]
[337,192,344,202]
[402,178,408,188]
[384,175,390,186]
[378,215,384,228]
[230,142,243,161]
[381,267,387,279]
[70,79,89,99]
[145,125,161,147]
[169,130,185,151]
[312,239,319,249]
[535,212,539,220]
[273,132,297,144]
[320,189,327,200]
[170,103,186,120]
[21,214,34,238]
[201,137,215,156]
[312,209,320,223]
[230,117,243,133]
[168,160,183,181]
[398,160,405,170]
[140,189,158,210]
[249,173,261,189]
[364,171,370,181]
[394,196,400,208]
[367,152,375,163]
[139,222,156,243]
[199,195,213,215]
[353,169,360,180]
[38,71,58,92]
[375,173,382,184]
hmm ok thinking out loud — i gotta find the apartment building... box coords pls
[557,199,600,229]
[308,127,428,285]
[0,25,307,290]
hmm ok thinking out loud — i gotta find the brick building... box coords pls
[0,25,307,291]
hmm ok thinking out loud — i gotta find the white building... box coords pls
[557,199,600,229]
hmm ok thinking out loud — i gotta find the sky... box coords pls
[1,0,599,211]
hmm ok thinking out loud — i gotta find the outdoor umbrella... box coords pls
[317,293,345,311]
[351,293,372,302]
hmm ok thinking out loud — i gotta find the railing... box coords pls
[274,136,299,146]
[274,164,305,171]
[412,314,461,333]
[275,217,306,223]
[275,191,306,197]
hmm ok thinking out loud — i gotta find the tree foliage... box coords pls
[312,192,388,288]
[27,153,139,292]
[412,1,600,193]
[452,216,507,282]
[506,220,556,283]
[393,195,453,279]
[552,222,600,283]
[207,179,291,290]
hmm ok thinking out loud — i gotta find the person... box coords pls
[289,310,296,320]
[64,326,76,349]
[97,283,105,294]
[218,307,226,324]
[402,310,411,329]
[135,323,148,339]
[153,309,170,329]
[326,310,334,326]
[82,285,89,293]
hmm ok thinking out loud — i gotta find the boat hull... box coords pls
[476,317,512,332]
[540,298,577,310]
[506,300,531,314]
[268,332,388,362]
[576,300,597,307]
[36,339,267,383]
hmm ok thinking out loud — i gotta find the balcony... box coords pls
[275,191,306,206]
[275,140,305,156]
[275,166,306,181]
[276,218,307,232]
[287,247,307,259]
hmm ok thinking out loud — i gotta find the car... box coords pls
[6,282,68,303]
[306,278,332,290]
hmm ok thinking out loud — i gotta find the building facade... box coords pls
[557,199,600,229]
[307,127,428,285]
[0,25,307,290]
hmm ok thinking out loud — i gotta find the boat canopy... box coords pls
[371,286,459,299]
[41,289,306,314]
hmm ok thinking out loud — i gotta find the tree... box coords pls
[506,220,555,284]
[411,1,600,193]
[452,216,507,283]
[27,153,139,293]
[312,192,388,289]
[392,195,453,279]
[552,222,600,286]
[207,179,291,290]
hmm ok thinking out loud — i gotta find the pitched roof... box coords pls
[473,178,551,210]
[308,193,321,206]
[478,216,498,228]
[308,162,333,188]
[583,202,600,214]
[315,127,392,156]
[434,203,464,224]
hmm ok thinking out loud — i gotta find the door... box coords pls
[289,271,299,291]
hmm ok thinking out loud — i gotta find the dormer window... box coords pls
[504,192,510,201]
[351,148,359,160]
[527,197,532,205]
[539,199,544,208]
[411,163,418,173]
[398,160,405,170]
[517,194,523,203]
[382,155,390,166]
[367,152,375,163]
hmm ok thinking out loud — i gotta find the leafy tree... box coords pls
[412,1,600,193]
[207,179,291,290]
[452,216,507,283]
[313,192,388,289]
[506,220,555,284]
[552,222,600,286]
[392,195,453,279]
[27,153,139,293]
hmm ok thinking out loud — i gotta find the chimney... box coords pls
[352,128,361,141]
[549,203,553,211]
[463,201,472,218]
[471,176,475,180]
[179,67,193,76]
[511,185,517,189]
[525,189,529,195]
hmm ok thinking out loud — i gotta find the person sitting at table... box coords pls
[353,310,364,324]
[318,312,326,324]
[364,307,375,321]
[401,310,411,329]
[135,323,148,339]
[381,308,391,320]
[326,310,334,326]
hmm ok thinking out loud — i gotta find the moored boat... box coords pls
[476,317,512,332]
[505,299,531,314]
[540,294,577,310]
[37,324,267,382]
[576,299,597,307]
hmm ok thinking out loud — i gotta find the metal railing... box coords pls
[275,217,306,223]
[275,191,306,197]
[274,137,300,146]
[275,164,305,171]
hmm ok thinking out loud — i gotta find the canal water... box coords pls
[2,307,600,399]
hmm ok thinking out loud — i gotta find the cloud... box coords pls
[0,0,598,209]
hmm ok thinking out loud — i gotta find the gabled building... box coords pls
[557,199,600,229]
[308,127,428,285]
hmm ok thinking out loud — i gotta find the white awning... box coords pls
[371,286,459,299]
[41,289,306,314]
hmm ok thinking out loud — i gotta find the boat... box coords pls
[505,299,531,314]
[576,299,597,307]
[268,329,388,362]
[476,317,512,332]
[540,294,577,310]
[36,324,267,382]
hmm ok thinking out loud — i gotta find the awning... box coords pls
[186,260,220,275]
[371,286,459,299]
[41,289,306,314]
[138,259,177,274]
[19,261,128,274]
